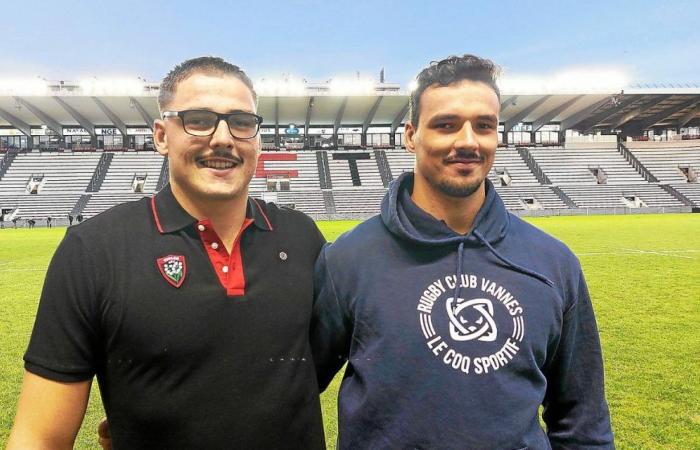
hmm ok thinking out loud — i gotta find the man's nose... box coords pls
[209,119,235,148]
[454,122,478,150]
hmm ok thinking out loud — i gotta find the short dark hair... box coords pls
[157,56,257,111]
[409,54,501,127]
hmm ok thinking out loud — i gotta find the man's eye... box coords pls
[478,123,495,130]
[435,123,454,129]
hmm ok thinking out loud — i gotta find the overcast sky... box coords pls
[2,0,698,87]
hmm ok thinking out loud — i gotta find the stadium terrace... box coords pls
[0,76,699,225]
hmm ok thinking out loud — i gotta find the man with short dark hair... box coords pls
[8,56,326,450]
[312,54,614,449]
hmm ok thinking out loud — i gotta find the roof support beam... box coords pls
[333,97,348,134]
[14,97,63,136]
[636,97,700,130]
[129,97,155,131]
[500,95,518,114]
[390,103,410,134]
[274,97,279,129]
[362,96,383,134]
[503,96,551,133]
[531,95,584,131]
[304,96,314,136]
[602,95,669,131]
[0,107,32,137]
[580,96,640,133]
[92,97,128,137]
[611,106,645,130]
[559,96,612,131]
[274,97,279,146]
[677,102,700,128]
[54,97,95,137]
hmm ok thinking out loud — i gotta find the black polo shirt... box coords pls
[24,185,327,449]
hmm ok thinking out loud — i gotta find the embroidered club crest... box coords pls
[157,255,186,288]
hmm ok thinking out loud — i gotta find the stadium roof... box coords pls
[0,79,699,137]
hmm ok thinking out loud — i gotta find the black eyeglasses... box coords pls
[162,110,263,139]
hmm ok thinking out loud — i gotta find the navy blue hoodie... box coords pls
[311,172,614,450]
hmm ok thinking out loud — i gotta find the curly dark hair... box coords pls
[157,56,256,111]
[409,54,501,128]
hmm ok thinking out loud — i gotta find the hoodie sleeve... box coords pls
[310,244,353,392]
[543,268,615,449]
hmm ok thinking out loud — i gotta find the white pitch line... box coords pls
[577,248,697,259]
[620,248,695,260]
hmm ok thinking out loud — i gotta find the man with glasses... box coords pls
[8,57,327,449]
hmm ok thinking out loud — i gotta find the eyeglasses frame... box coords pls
[161,109,264,139]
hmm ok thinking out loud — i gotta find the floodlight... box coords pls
[0,78,49,96]
[328,78,376,96]
[79,78,146,96]
[255,77,306,96]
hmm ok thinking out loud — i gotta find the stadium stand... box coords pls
[0,144,700,223]
[77,151,165,217]
[1,82,699,224]
[670,184,700,206]
[0,152,102,194]
[0,144,697,224]
[249,151,322,194]
[0,193,82,221]
[276,190,327,216]
[494,186,568,210]
[82,193,150,218]
[489,148,541,186]
[559,184,684,208]
[328,151,383,188]
[332,188,386,216]
[626,143,700,183]
[528,146,647,185]
[384,148,414,179]
[98,151,165,193]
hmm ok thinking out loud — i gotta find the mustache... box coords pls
[196,150,243,164]
[444,151,484,163]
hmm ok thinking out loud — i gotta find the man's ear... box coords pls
[153,119,168,156]
[404,121,417,155]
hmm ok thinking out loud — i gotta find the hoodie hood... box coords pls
[380,172,553,291]
[381,171,509,246]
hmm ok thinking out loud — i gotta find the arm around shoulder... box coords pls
[310,244,353,391]
[7,370,92,450]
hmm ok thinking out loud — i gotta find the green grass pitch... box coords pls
[1,214,699,449]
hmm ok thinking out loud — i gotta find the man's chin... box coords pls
[204,189,246,201]
[187,184,247,203]
[436,178,484,198]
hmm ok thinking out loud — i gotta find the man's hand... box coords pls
[98,417,112,450]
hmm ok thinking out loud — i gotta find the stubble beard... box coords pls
[432,175,484,198]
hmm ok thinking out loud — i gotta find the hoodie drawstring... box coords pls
[472,230,554,287]
[453,242,465,302]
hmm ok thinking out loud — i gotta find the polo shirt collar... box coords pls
[151,185,273,234]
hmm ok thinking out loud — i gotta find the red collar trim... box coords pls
[251,198,274,231]
[151,196,165,234]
